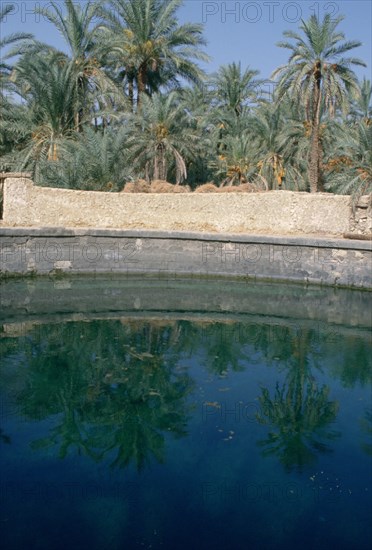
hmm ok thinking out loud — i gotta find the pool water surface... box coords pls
[0,278,371,549]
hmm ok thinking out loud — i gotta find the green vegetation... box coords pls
[1,0,371,197]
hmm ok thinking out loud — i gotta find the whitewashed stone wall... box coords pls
[1,174,370,237]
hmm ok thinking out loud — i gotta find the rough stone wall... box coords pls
[1,176,355,236]
[349,195,372,236]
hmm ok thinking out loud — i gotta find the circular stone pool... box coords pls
[1,276,371,549]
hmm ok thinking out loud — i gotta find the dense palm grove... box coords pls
[1,0,371,195]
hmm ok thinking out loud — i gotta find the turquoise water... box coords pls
[0,278,371,549]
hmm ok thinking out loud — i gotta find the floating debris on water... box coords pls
[204,401,221,408]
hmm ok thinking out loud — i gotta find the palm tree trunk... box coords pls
[75,112,80,133]
[154,143,166,181]
[309,70,322,193]
[75,75,86,133]
[137,64,147,107]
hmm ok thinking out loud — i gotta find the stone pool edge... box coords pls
[0,227,371,289]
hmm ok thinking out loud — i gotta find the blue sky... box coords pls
[1,0,371,82]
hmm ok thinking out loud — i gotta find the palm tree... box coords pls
[35,0,120,130]
[248,103,287,190]
[213,133,254,186]
[278,99,338,191]
[38,126,133,190]
[126,91,199,183]
[178,84,215,185]
[324,120,372,197]
[210,62,262,117]
[4,51,78,177]
[207,63,262,172]
[350,78,372,124]
[0,100,31,171]
[98,0,209,108]
[272,14,365,192]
